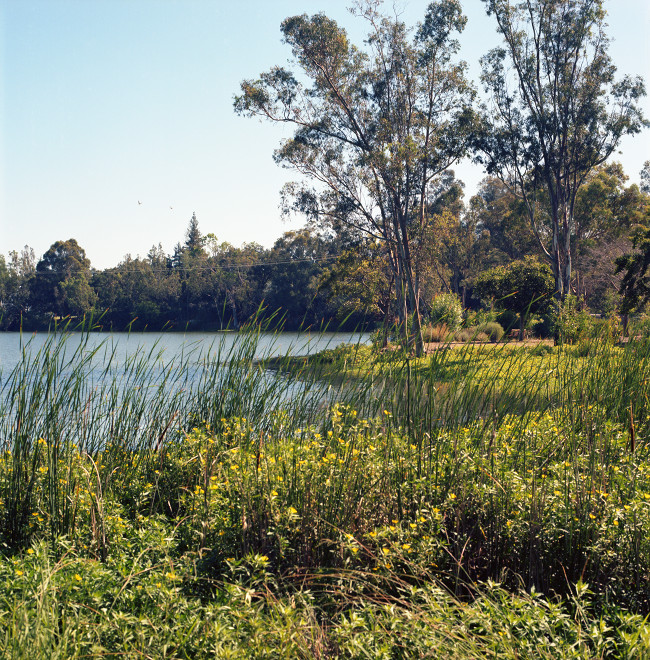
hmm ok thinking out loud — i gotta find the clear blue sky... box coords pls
[2,0,649,270]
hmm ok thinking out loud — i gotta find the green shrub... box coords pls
[455,328,489,342]
[496,309,519,332]
[454,328,473,342]
[429,293,463,331]
[463,308,497,328]
[532,314,554,338]
[554,295,593,344]
[478,321,504,342]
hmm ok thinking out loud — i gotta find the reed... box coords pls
[0,317,357,548]
[2,321,650,653]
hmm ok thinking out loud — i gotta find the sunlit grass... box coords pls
[2,324,650,656]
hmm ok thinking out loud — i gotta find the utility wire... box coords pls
[16,254,343,278]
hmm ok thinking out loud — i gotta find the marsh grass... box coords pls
[0,318,359,549]
[2,322,650,655]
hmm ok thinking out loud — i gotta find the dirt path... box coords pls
[423,338,555,353]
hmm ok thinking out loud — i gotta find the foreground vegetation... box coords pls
[2,328,650,657]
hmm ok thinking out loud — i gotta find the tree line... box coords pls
[0,215,343,331]
[1,161,648,333]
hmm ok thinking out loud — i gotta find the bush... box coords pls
[454,328,473,342]
[463,308,497,328]
[554,295,593,344]
[496,309,519,332]
[454,328,489,343]
[422,323,451,343]
[429,294,463,332]
[478,321,504,342]
[532,314,554,338]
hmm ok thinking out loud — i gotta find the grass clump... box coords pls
[422,322,451,343]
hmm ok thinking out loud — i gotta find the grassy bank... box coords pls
[1,330,650,656]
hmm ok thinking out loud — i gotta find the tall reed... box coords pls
[0,318,358,548]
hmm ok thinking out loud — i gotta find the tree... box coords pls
[0,246,36,328]
[616,227,650,315]
[571,163,649,311]
[474,257,554,339]
[320,238,395,328]
[235,1,475,354]
[475,0,647,303]
[573,163,647,249]
[641,161,650,195]
[469,177,539,263]
[203,238,269,329]
[264,229,338,329]
[93,255,178,330]
[184,212,206,259]
[31,239,95,320]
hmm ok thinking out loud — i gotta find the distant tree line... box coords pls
[0,215,350,332]
[1,162,648,333]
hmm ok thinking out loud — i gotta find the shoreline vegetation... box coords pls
[2,324,650,657]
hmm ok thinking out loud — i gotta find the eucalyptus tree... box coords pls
[641,161,650,195]
[475,0,647,302]
[235,0,475,354]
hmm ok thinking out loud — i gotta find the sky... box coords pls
[1,0,649,270]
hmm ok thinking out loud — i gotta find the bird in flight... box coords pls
[138,200,142,205]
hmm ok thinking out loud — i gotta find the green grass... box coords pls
[2,326,650,656]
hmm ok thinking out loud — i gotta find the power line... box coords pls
[17,254,342,278]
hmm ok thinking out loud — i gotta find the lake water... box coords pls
[0,330,372,450]
[0,330,370,379]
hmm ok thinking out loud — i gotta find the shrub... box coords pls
[429,294,463,331]
[496,309,519,332]
[454,328,489,343]
[463,308,497,328]
[454,328,473,342]
[554,295,593,344]
[532,314,554,338]
[422,323,451,343]
[478,321,504,342]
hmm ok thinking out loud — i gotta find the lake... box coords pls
[0,330,372,451]
[0,330,371,379]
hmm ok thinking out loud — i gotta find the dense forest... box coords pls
[1,163,648,333]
